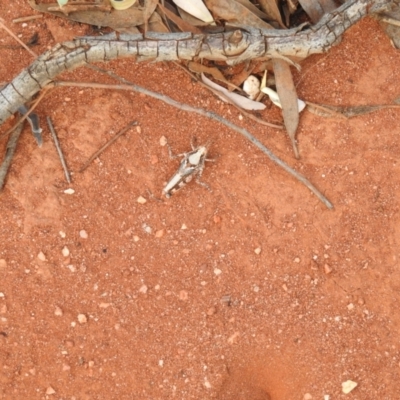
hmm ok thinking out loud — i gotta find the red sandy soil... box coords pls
[1,2,400,399]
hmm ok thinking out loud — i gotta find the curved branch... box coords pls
[0,0,393,125]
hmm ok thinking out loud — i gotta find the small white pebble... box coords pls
[67,265,76,273]
[61,246,70,257]
[137,196,147,204]
[46,386,56,395]
[21,23,28,28]
[37,251,46,261]
[243,75,261,100]
[71,321,76,327]
[79,230,88,239]
[342,380,357,394]
[254,247,261,255]
[59,231,66,238]
[159,136,168,146]
[181,224,187,230]
[303,394,313,400]
[155,284,160,290]
[139,284,148,294]
[0,259,7,269]
[0,292,4,298]
[64,188,75,195]
[324,395,330,400]
[54,307,63,316]
[347,303,354,310]
[294,257,300,263]
[204,378,212,389]
[253,286,260,293]
[77,314,87,324]
[214,268,222,276]
[133,236,140,242]
[238,114,243,120]
[158,360,164,367]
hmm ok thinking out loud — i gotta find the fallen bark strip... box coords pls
[0,0,393,126]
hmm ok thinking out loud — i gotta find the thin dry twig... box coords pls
[0,121,24,191]
[79,120,138,173]
[13,14,43,23]
[0,17,37,57]
[47,116,71,183]
[53,72,333,209]
[0,87,50,141]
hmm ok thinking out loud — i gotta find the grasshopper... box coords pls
[162,140,213,198]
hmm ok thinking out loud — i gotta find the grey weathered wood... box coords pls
[0,0,393,125]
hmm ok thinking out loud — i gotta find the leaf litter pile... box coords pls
[1,0,400,207]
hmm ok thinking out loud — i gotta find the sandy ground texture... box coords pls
[1,1,400,399]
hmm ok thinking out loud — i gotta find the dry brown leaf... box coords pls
[187,62,234,87]
[204,0,274,30]
[297,0,324,23]
[258,0,285,28]
[28,0,145,29]
[142,10,169,33]
[273,59,300,158]
[143,0,159,32]
[177,6,208,26]
[158,3,202,33]
[235,0,270,20]
[318,0,337,14]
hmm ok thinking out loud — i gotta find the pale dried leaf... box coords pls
[171,0,214,23]
[204,0,274,30]
[258,0,285,28]
[297,0,324,23]
[272,59,301,158]
[202,73,266,111]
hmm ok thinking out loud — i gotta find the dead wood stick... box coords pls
[0,88,50,141]
[46,116,71,183]
[0,17,37,57]
[0,122,24,191]
[53,74,333,209]
[79,120,138,172]
[13,15,43,23]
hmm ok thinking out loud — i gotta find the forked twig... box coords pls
[47,116,71,183]
[79,120,138,172]
[53,70,333,209]
[0,122,24,191]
